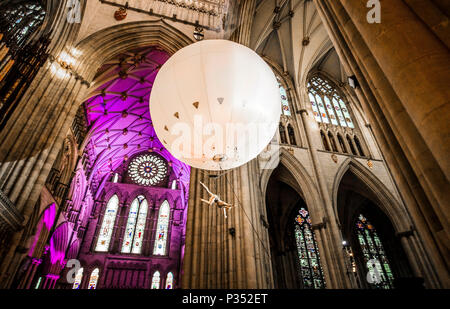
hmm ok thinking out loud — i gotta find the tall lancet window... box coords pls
[294,208,326,289]
[88,268,100,290]
[153,201,170,255]
[165,272,174,289]
[308,75,355,128]
[72,268,83,289]
[122,196,148,254]
[356,215,394,289]
[151,271,161,289]
[277,76,292,116]
[96,195,119,252]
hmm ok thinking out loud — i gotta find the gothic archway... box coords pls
[334,159,418,289]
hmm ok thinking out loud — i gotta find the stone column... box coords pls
[0,0,90,288]
[182,0,274,289]
[298,104,352,289]
[340,0,449,177]
[182,160,273,288]
[314,0,449,287]
[229,0,257,46]
[22,258,42,289]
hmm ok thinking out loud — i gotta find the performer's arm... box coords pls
[200,181,214,196]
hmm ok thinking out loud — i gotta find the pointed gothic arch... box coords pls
[261,148,323,221]
[331,158,411,232]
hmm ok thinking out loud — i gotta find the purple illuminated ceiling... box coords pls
[83,47,190,193]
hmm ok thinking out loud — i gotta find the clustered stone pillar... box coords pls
[0,0,89,288]
[181,0,275,289]
[16,258,42,289]
[314,0,449,288]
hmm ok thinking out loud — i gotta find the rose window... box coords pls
[128,154,168,186]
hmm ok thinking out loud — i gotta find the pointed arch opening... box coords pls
[336,167,415,289]
[122,195,149,254]
[95,194,119,252]
[265,163,325,289]
[288,124,297,146]
[153,201,170,256]
[328,132,338,152]
[88,268,100,290]
[151,271,161,289]
[321,131,330,151]
[279,124,288,144]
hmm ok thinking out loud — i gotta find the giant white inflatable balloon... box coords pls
[150,39,281,171]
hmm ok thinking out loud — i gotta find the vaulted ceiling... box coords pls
[82,47,190,194]
[250,0,342,88]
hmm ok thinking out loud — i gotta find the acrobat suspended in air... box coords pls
[200,182,235,219]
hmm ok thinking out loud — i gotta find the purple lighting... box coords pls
[84,47,190,194]
[73,46,191,289]
[43,203,56,230]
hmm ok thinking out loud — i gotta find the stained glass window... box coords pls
[308,76,354,128]
[277,76,291,116]
[95,195,119,252]
[122,196,148,254]
[72,268,83,289]
[356,214,394,289]
[151,271,161,289]
[128,154,169,187]
[153,201,170,256]
[165,272,174,289]
[88,268,99,290]
[294,208,325,289]
[0,1,46,48]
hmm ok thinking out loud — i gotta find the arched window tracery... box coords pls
[355,214,394,289]
[277,76,292,116]
[354,136,365,157]
[320,131,330,152]
[151,271,161,289]
[308,75,354,128]
[122,195,149,254]
[328,132,338,152]
[0,1,46,49]
[72,267,83,289]
[294,208,326,289]
[165,272,174,289]
[279,124,288,144]
[95,195,119,252]
[88,268,100,290]
[337,134,347,153]
[153,201,170,256]
[288,124,296,146]
[347,135,357,156]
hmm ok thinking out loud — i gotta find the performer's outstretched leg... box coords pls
[201,199,210,205]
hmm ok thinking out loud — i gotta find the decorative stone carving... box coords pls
[114,7,127,21]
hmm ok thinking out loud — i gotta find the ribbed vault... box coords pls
[83,47,190,193]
